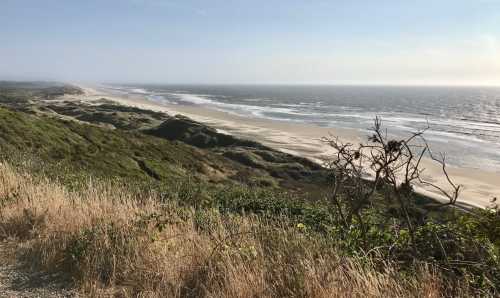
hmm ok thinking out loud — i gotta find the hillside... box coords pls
[0,83,499,297]
[0,82,328,194]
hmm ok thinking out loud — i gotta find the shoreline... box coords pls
[66,85,499,209]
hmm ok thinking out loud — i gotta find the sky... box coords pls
[1,0,500,85]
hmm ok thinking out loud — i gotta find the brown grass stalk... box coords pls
[0,163,470,297]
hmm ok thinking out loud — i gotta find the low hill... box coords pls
[0,83,499,297]
[0,84,328,194]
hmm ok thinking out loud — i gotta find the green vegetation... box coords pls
[0,106,232,182]
[0,82,327,192]
[0,83,499,296]
[47,100,170,130]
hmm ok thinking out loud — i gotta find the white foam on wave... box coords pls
[164,92,324,119]
[335,112,500,137]
[329,113,376,121]
[379,114,500,132]
[129,88,149,94]
[170,93,215,105]
[241,98,270,102]
[107,86,151,95]
[115,86,500,160]
[148,94,173,105]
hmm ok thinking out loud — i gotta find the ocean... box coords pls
[105,84,500,172]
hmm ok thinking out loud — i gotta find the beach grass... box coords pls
[0,162,479,297]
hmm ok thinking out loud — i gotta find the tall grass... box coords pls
[0,162,473,297]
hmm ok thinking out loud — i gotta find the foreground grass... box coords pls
[0,163,480,297]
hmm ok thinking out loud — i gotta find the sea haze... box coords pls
[106,84,500,172]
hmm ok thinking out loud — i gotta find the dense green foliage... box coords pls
[0,107,239,182]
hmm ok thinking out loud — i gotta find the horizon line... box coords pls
[2,79,500,88]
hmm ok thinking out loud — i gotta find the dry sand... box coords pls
[64,85,499,209]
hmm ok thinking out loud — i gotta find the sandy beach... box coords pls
[65,85,499,209]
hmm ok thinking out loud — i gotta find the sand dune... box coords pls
[64,85,499,209]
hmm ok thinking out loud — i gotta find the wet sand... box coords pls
[66,85,499,209]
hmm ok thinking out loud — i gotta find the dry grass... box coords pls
[0,162,470,297]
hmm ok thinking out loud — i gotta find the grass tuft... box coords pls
[0,162,479,297]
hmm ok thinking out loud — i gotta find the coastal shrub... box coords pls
[324,117,460,235]
[1,162,488,297]
[321,117,500,294]
[459,204,500,247]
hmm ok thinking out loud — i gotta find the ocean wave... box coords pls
[168,93,500,142]
[129,88,149,94]
[169,93,215,105]
[241,98,271,102]
[110,85,500,158]
[163,92,326,119]
[107,86,150,94]
[148,94,173,104]
[346,113,500,134]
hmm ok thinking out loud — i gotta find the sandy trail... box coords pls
[62,85,499,209]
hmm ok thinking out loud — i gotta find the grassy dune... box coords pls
[0,163,465,297]
[0,83,499,296]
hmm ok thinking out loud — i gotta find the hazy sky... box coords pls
[1,0,499,85]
